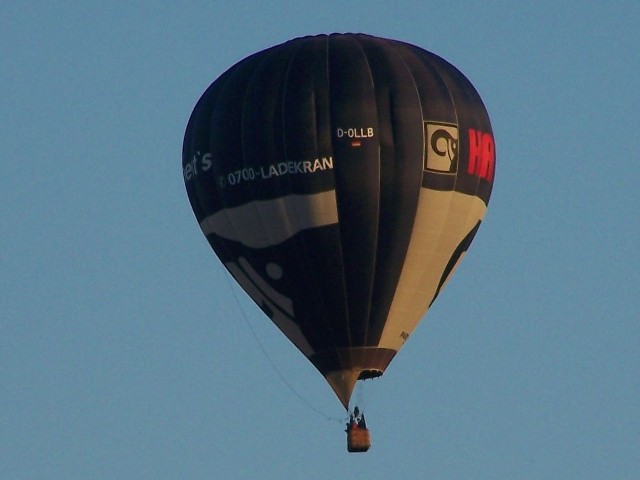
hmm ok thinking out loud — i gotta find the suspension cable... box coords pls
[222,269,345,423]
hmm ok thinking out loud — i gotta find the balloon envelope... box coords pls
[183,33,495,408]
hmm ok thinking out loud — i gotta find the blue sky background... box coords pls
[2,2,639,479]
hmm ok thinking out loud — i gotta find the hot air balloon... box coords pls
[183,34,495,419]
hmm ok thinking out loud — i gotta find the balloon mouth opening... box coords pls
[358,369,383,380]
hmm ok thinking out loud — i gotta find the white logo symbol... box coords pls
[425,122,458,174]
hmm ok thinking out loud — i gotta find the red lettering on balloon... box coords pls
[467,128,494,182]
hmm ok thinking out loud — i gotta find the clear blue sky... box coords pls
[2,2,639,479]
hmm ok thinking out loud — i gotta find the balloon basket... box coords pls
[347,428,371,453]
